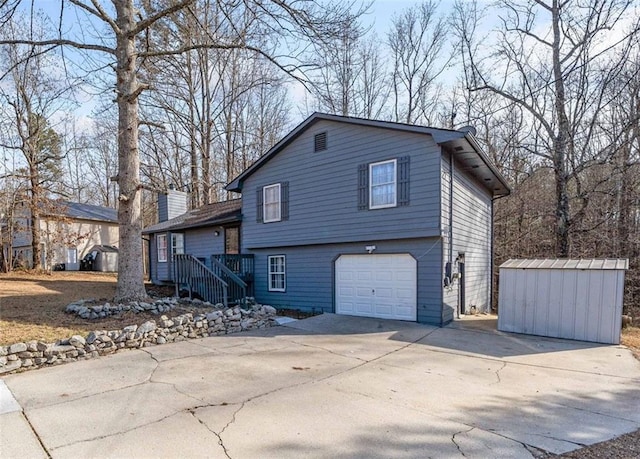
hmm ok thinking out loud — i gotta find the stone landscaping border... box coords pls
[0,298,277,375]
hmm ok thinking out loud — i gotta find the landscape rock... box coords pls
[69,335,86,347]
[8,343,27,354]
[3,298,279,375]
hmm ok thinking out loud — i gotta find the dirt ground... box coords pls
[1,271,639,457]
[0,271,172,345]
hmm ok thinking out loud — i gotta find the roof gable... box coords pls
[225,112,510,197]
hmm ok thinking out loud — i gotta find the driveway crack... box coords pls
[21,411,52,458]
[451,427,474,457]
[492,361,507,385]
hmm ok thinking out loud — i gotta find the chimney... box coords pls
[158,188,188,222]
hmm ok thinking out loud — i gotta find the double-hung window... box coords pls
[263,183,282,223]
[369,159,397,209]
[268,255,286,292]
[157,234,168,262]
[171,233,184,255]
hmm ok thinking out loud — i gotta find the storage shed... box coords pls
[498,259,628,344]
[89,245,119,272]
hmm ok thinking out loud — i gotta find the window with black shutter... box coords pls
[281,181,289,220]
[358,157,410,210]
[398,156,410,206]
[358,163,369,210]
[256,187,264,223]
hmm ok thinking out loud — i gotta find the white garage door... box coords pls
[335,254,417,321]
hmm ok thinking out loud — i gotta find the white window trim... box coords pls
[268,255,286,292]
[369,158,397,209]
[263,183,282,223]
[157,234,168,263]
[171,233,185,255]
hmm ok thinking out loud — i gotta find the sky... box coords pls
[15,0,443,127]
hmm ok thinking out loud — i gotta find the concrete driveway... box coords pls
[1,314,639,459]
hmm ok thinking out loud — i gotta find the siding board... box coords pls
[250,238,443,325]
[441,153,493,318]
[242,120,442,249]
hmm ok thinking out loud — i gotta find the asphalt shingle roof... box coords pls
[143,199,242,234]
[44,201,118,223]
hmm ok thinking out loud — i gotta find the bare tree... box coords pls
[388,0,450,125]
[455,0,640,257]
[0,0,362,301]
[0,16,69,269]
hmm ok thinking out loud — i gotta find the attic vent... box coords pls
[314,132,327,152]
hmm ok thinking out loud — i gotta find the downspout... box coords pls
[449,150,456,319]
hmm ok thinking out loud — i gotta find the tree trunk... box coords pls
[30,181,41,269]
[551,0,571,258]
[114,0,147,302]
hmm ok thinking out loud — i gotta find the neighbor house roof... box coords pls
[225,112,511,197]
[44,201,118,223]
[143,199,242,234]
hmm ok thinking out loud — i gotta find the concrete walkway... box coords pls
[1,314,639,458]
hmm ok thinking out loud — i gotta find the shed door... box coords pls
[335,254,417,321]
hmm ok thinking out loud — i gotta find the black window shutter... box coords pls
[398,156,410,206]
[281,181,289,221]
[358,163,369,210]
[314,132,327,152]
[256,187,264,223]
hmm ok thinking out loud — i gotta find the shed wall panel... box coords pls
[498,265,625,344]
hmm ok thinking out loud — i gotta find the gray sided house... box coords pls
[143,191,243,285]
[226,113,510,325]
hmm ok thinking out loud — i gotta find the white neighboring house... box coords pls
[8,200,118,270]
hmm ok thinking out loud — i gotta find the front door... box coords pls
[225,227,240,254]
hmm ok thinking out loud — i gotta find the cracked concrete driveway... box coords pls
[1,314,639,458]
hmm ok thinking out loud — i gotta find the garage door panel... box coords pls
[375,303,393,316]
[375,287,393,298]
[336,254,416,321]
[339,286,354,296]
[355,301,373,314]
[375,271,393,281]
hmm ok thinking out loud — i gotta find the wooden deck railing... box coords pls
[174,254,228,306]
[212,254,254,296]
[210,257,248,305]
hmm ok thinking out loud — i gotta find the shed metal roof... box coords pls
[500,258,629,270]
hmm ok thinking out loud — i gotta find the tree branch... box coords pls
[133,0,196,36]
[0,38,115,54]
[68,0,120,33]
